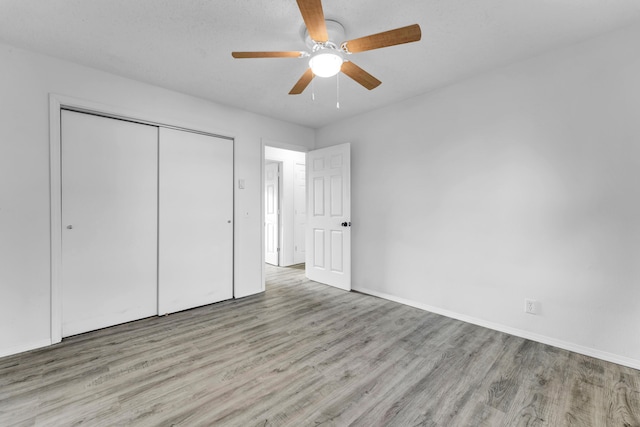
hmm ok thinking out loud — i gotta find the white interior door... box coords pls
[265,161,280,266]
[158,128,233,315]
[306,143,351,291]
[61,110,158,337]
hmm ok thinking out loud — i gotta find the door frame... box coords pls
[49,94,235,344]
[261,140,309,288]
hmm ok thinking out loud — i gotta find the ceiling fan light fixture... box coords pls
[309,50,343,78]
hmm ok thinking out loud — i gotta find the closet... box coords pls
[60,110,233,337]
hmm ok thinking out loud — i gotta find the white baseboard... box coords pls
[0,339,51,359]
[354,286,640,371]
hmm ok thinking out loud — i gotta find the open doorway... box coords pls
[264,146,306,271]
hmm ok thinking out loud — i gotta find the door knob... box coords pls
[66,225,73,229]
[341,222,351,227]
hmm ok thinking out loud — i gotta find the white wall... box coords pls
[265,145,307,266]
[316,23,640,368]
[0,42,314,357]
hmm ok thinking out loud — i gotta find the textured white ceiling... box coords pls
[1,0,640,128]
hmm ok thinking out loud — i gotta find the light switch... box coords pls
[238,179,245,189]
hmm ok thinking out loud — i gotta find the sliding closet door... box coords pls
[61,110,158,337]
[158,128,233,315]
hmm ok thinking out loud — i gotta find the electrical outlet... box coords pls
[525,299,538,315]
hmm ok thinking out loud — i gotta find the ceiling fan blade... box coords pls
[296,0,328,42]
[289,68,315,95]
[340,61,381,90]
[232,51,304,58]
[343,24,421,53]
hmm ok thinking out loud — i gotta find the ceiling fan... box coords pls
[231,0,422,95]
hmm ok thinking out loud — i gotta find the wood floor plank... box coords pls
[1,263,639,426]
[605,367,640,426]
[500,342,570,426]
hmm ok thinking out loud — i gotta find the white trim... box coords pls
[0,339,52,359]
[49,93,236,343]
[353,285,640,371]
[49,94,235,139]
[260,139,266,292]
[232,135,236,299]
[49,95,63,344]
[262,139,310,153]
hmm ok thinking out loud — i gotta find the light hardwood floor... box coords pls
[1,264,639,426]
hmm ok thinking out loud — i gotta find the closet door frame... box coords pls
[49,94,235,344]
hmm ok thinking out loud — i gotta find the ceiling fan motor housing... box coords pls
[302,19,346,49]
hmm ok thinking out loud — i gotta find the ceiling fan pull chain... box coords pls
[336,73,340,109]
